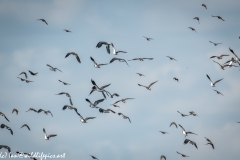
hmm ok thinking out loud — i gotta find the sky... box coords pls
[0,0,240,159]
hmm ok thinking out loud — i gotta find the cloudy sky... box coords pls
[0,0,240,159]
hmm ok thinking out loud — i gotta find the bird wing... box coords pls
[210,56,217,58]
[106,45,110,54]
[148,80,158,88]
[85,117,96,121]
[48,134,57,138]
[116,51,127,53]
[100,83,111,90]
[206,74,212,83]
[170,122,177,128]
[12,109,18,115]
[178,124,185,131]
[186,131,197,135]
[65,52,73,58]
[213,60,222,67]
[183,139,190,144]
[94,99,104,106]
[69,98,73,106]
[143,58,153,60]
[90,57,97,65]
[46,111,53,117]
[213,78,223,85]
[43,128,46,134]
[56,68,62,72]
[75,54,81,63]
[46,64,53,69]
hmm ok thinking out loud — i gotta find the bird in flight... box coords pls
[56,92,73,105]
[176,151,189,157]
[183,139,198,149]
[179,124,197,137]
[20,124,31,131]
[109,57,129,67]
[63,29,72,33]
[213,90,224,96]
[129,58,153,61]
[12,108,18,115]
[173,77,179,82]
[46,64,62,72]
[17,77,33,83]
[37,19,48,25]
[90,56,108,68]
[169,122,178,128]
[99,108,116,114]
[38,109,53,117]
[18,72,27,79]
[113,98,135,104]
[136,73,146,77]
[90,79,111,99]
[138,80,158,91]
[65,52,81,63]
[188,27,197,32]
[0,145,11,156]
[193,17,200,24]
[212,15,225,21]
[189,111,198,116]
[229,47,240,65]
[58,80,70,85]
[143,36,153,41]
[1,124,13,135]
[160,155,166,160]
[111,43,127,55]
[26,108,38,113]
[43,128,57,140]
[118,113,131,123]
[210,55,229,60]
[85,98,104,108]
[205,137,214,149]
[78,113,96,123]
[96,41,111,54]
[159,131,169,134]
[90,155,99,160]
[166,56,177,61]
[209,41,222,46]
[206,74,224,87]
[0,112,10,122]
[177,111,188,117]
[28,70,38,76]
[109,93,120,98]
[202,4,207,9]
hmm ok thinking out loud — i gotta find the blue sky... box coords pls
[0,0,240,159]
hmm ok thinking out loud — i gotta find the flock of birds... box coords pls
[1,2,240,160]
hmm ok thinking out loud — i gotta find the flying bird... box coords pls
[138,80,158,91]
[177,111,188,117]
[212,15,225,21]
[20,124,31,131]
[205,137,214,149]
[183,139,198,149]
[193,17,200,24]
[37,19,48,25]
[12,108,18,115]
[58,80,70,85]
[109,57,129,67]
[90,79,111,99]
[136,73,146,77]
[109,93,120,98]
[202,4,207,9]
[96,41,111,54]
[90,155,99,160]
[160,155,166,160]
[46,64,62,72]
[209,41,222,46]
[28,70,38,76]
[17,77,33,83]
[166,56,177,61]
[55,92,73,105]
[111,43,127,55]
[85,98,104,108]
[173,77,179,82]
[26,108,38,113]
[38,109,53,117]
[210,55,229,59]
[43,128,57,140]
[111,104,120,108]
[118,113,131,123]
[129,58,153,61]
[206,74,224,87]
[159,131,169,134]
[176,151,189,157]
[169,122,178,128]
[63,29,72,33]
[179,124,197,137]
[0,112,10,122]
[90,56,108,68]
[19,72,27,79]
[65,52,81,63]
[78,113,96,123]
[1,124,13,135]
[99,108,116,114]
[143,36,153,41]
[113,98,135,104]
[213,90,224,96]
[188,27,197,32]
[229,47,240,64]
[189,111,198,116]
[62,105,80,116]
